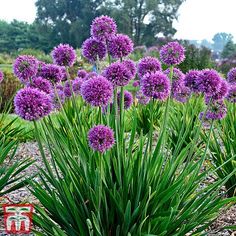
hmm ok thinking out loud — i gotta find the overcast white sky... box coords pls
[0,0,236,42]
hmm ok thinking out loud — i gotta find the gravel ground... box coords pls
[1,142,235,235]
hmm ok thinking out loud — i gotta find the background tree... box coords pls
[221,40,236,59]
[212,32,233,52]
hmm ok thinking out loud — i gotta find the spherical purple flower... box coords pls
[77,69,87,79]
[72,77,84,95]
[108,34,134,59]
[81,75,113,107]
[164,68,185,81]
[226,85,236,103]
[86,72,98,80]
[51,44,76,67]
[60,66,68,81]
[27,77,52,94]
[132,81,140,87]
[137,56,161,78]
[14,87,52,121]
[196,69,222,94]
[13,55,38,84]
[0,70,4,83]
[205,79,229,102]
[88,125,115,153]
[117,90,133,110]
[90,15,117,42]
[36,61,46,77]
[184,70,201,93]
[160,41,185,66]
[123,59,136,78]
[141,72,171,100]
[50,86,65,110]
[227,67,236,84]
[136,90,150,105]
[200,100,227,120]
[103,61,132,87]
[40,64,63,84]
[64,81,73,98]
[172,79,191,103]
[82,37,107,63]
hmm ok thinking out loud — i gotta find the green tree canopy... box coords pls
[212,32,233,52]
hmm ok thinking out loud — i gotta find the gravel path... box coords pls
[1,142,236,235]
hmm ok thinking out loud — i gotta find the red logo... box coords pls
[1,196,34,234]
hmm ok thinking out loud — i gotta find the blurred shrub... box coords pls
[0,53,13,64]
[178,43,215,73]
[0,69,21,112]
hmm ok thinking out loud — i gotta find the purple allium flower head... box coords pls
[196,69,222,94]
[14,87,52,121]
[160,41,185,66]
[103,61,132,87]
[82,37,107,63]
[40,64,63,84]
[137,56,161,78]
[27,77,52,94]
[164,68,185,81]
[86,71,98,80]
[123,59,136,77]
[108,34,134,59]
[77,69,87,79]
[13,55,38,84]
[90,15,117,42]
[60,66,67,81]
[227,85,236,103]
[50,85,65,110]
[72,77,84,95]
[117,90,133,110]
[64,81,73,98]
[184,70,201,92]
[141,72,171,100]
[205,79,229,102]
[88,124,115,153]
[51,44,76,67]
[36,61,46,77]
[136,90,150,105]
[227,67,236,84]
[200,100,227,120]
[132,81,140,87]
[172,79,191,103]
[0,70,3,83]
[81,75,113,107]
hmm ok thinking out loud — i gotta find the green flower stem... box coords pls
[149,98,154,154]
[120,86,125,157]
[113,88,120,159]
[99,106,102,124]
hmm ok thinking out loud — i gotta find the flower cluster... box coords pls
[141,72,171,100]
[91,15,117,42]
[88,125,115,153]
[227,67,236,84]
[40,64,63,84]
[27,77,52,94]
[13,55,38,83]
[137,57,161,78]
[14,87,52,121]
[77,69,87,79]
[51,44,76,67]
[123,59,136,78]
[160,42,185,66]
[82,38,107,63]
[136,90,150,105]
[184,70,201,93]
[108,34,134,59]
[81,75,113,107]
[103,61,132,87]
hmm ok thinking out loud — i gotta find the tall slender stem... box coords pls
[149,98,154,154]
[120,86,125,157]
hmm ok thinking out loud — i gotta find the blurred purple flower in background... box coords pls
[27,77,52,94]
[117,90,133,110]
[136,90,150,105]
[227,67,236,84]
[0,70,4,83]
[184,70,201,93]
[77,69,87,79]
[123,59,136,78]
[40,64,63,84]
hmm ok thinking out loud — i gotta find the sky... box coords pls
[0,0,236,42]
